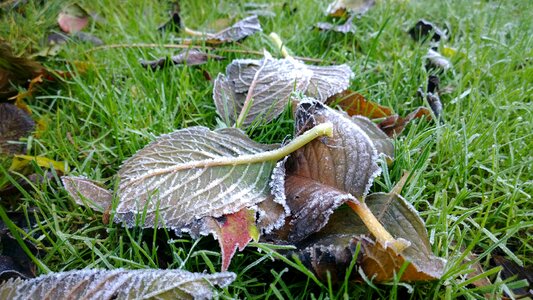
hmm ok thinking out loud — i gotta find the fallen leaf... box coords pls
[57,3,89,33]
[185,15,262,45]
[425,49,452,71]
[140,49,224,71]
[9,155,68,174]
[296,191,446,283]
[420,75,443,118]
[0,103,34,155]
[493,255,533,298]
[408,19,447,42]
[158,1,181,32]
[0,268,235,299]
[378,107,432,137]
[213,53,353,127]
[71,31,104,46]
[0,42,43,100]
[327,90,393,119]
[62,176,112,213]
[211,208,259,271]
[326,0,375,17]
[270,99,393,243]
[114,124,332,269]
[316,13,356,34]
[10,74,44,114]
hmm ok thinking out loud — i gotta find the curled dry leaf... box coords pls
[0,42,43,100]
[270,99,393,244]
[61,176,112,213]
[326,0,375,17]
[0,103,34,155]
[425,49,452,71]
[140,49,224,71]
[115,124,333,269]
[184,15,262,45]
[408,19,447,42]
[0,268,235,300]
[213,54,353,127]
[327,90,393,119]
[316,13,357,34]
[378,107,432,137]
[295,192,446,283]
[57,3,89,33]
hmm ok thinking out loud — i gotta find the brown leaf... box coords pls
[327,90,393,119]
[57,3,89,33]
[378,107,432,137]
[0,42,43,100]
[493,255,533,298]
[140,49,224,71]
[184,15,262,45]
[296,191,446,283]
[0,103,34,154]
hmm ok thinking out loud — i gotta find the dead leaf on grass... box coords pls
[213,53,353,127]
[158,1,181,32]
[9,155,68,174]
[326,0,375,17]
[378,107,432,137]
[184,15,262,45]
[0,103,34,155]
[316,13,356,34]
[62,176,112,213]
[140,49,224,71]
[408,19,447,42]
[0,269,235,299]
[425,49,452,71]
[327,90,393,119]
[0,42,43,100]
[493,255,533,298]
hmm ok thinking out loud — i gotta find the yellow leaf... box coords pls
[10,155,69,173]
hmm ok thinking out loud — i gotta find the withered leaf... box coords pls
[213,55,353,127]
[158,2,181,32]
[0,42,43,100]
[9,155,68,174]
[493,255,533,298]
[408,19,447,42]
[57,3,89,33]
[419,75,443,118]
[0,103,34,155]
[327,90,393,119]
[326,0,375,17]
[296,192,446,283]
[270,99,392,243]
[425,49,452,71]
[378,107,432,137]
[184,15,262,45]
[316,13,356,34]
[115,126,281,233]
[0,268,235,300]
[61,176,112,213]
[140,49,224,71]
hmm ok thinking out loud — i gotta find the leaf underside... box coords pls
[115,126,279,234]
[62,176,112,212]
[0,268,235,300]
[207,15,262,44]
[213,57,353,127]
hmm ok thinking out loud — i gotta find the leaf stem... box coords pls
[235,59,267,128]
[126,123,333,184]
[269,32,291,58]
[346,201,409,252]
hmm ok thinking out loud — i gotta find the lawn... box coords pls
[1,0,532,299]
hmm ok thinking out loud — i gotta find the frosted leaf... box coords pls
[115,126,280,232]
[296,192,446,282]
[290,99,380,198]
[206,15,262,44]
[326,0,375,16]
[62,176,112,212]
[213,57,353,127]
[350,116,394,160]
[0,268,235,300]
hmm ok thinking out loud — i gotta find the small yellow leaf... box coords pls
[442,46,457,57]
[10,155,69,173]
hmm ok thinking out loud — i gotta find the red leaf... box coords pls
[378,107,432,137]
[58,4,89,33]
[215,209,259,271]
[327,90,393,119]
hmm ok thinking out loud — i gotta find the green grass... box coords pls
[1,0,532,298]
